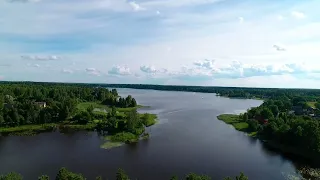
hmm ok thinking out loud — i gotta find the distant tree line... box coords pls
[0,167,249,180]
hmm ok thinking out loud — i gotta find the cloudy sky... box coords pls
[1,0,320,88]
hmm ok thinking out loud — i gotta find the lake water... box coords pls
[0,89,303,180]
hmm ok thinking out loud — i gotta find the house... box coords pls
[3,103,13,109]
[35,102,47,108]
[292,106,304,115]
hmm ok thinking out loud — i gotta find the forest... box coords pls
[0,167,249,180]
[102,83,320,101]
[0,82,156,143]
[219,95,320,161]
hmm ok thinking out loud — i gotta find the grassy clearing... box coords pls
[77,102,109,111]
[217,114,257,136]
[307,102,316,109]
[140,113,157,127]
[0,124,56,136]
[100,141,124,149]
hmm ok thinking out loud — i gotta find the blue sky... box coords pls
[1,0,320,88]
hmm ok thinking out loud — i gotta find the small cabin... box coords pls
[35,102,47,108]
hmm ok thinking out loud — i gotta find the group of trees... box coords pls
[0,167,249,180]
[240,96,320,154]
[102,95,137,108]
[0,82,136,128]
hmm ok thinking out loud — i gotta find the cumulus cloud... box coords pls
[129,1,145,11]
[21,55,61,61]
[108,66,131,76]
[273,45,286,51]
[86,68,101,76]
[291,11,306,19]
[193,59,216,70]
[140,65,158,74]
[62,69,73,74]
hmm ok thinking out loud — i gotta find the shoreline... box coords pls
[217,113,320,179]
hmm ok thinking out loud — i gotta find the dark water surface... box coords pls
[0,89,302,180]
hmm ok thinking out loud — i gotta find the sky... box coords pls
[1,0,320,88]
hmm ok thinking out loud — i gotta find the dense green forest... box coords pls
[219,95,320,161]
[0,167,249,180]
[0,82,156,143]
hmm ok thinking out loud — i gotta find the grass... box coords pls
[217,114,257,136]
[59,123,96,131]
[307,102,317,109]
[109,132,139,143]
[140,113,157,127]
[77,102,109,111]
[0,124,56,136]
[100,141,124,149]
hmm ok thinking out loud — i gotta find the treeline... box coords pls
[0,167,249,180]
[0,83,136,128]
[241,96,320,155]
[3,82,320,101]
[102,84,320,101]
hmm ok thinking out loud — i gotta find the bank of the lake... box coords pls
[217,114,320,179]
[0,102,158,148]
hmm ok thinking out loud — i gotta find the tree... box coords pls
[260,108,274,120]
[74,111,92,124]
[55,167,85,180]
[38,175,50,180]
[116,169,129,180]
[269,105,279,117]
[242,113,248,122]
[235,172,248,180]
[185,173,211,180]
[0,172,23,180]
[170,175,179,180]
[95,176,103,180]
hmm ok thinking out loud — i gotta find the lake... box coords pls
[0,89,303,180]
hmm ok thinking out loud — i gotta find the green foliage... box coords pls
[0,167,249,180]
[0,172,22,180]
[185,173,211,180]
[38,175,50,180]
[73,111,92,125]
[116,169,129,180]
[110,132,138,143]
[55,167,85,180]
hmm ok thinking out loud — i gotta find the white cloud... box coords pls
[193,59,216,70]
[140,65,158,74]
[62,69,73,74]
[273,44,286,51]
[291,11,306,19]
[108,65,131,76]
[141,0,223,8]
[21,55,61,61]
[86,68,101,76]
[129,1,145,11]
[156,10,161,15]
[238,17,244,23]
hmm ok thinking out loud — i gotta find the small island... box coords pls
[0,83,157,149]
